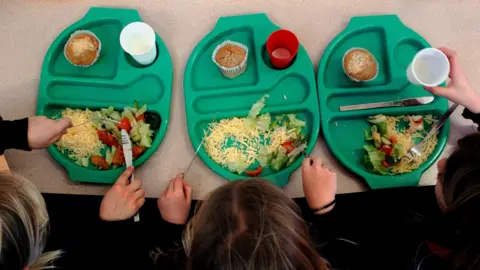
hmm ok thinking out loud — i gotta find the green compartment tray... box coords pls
[36,7,173,184]
[317,15,449,189]
[184,13,320,187]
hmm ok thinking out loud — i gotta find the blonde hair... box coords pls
[0,173,61,269]
[182,179,328,270]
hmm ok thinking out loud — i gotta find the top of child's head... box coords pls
[182,178,329,270]
[0,173,61,270]
[436,133,480,269]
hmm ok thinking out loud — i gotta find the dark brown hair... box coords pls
[440,133,480,269]
[183,179,328,270]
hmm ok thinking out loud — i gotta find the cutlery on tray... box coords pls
[121,129,140,222]
[339,96,434,112]
[406,103,459,161]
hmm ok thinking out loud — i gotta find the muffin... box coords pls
[64,30,101,67]
[343,48,378,82]
[212,40,248,78]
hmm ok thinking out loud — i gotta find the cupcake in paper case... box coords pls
[64,30,101,67]
[342,48,378,82]
[212,40,248,79]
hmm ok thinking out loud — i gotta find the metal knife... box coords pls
[184,112,219,178]
[121,129,140,223]
[339,96,434,112]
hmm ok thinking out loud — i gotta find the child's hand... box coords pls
[424,47,480,113]
[100,167,145,221]
[157,173,192,225]
[302,157,337,215]
[28,116,72,149]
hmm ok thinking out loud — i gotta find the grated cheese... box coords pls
[203,115,299,171]
[56,108,103,161]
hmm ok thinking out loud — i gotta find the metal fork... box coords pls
[406,103,458,161]
[69,116,120,129]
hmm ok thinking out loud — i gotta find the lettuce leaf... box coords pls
[363,145,388,175]
[248,95,269,119]
[256,113,271,132]
[227,159,249,174]
[257,145,272,167]
[287,143,307,165]
[271,147,288,171]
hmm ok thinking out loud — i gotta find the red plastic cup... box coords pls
[266,29,299,69]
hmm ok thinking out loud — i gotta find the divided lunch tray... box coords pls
[184,13,320,187]
[317,15,449,189]
[36,7,173,184]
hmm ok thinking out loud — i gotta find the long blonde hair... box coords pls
[182,179,328,270]
[0,173,61,269]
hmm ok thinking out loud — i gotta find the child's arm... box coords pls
[302,157,337,215]
[0,116,71,154]
[154,173,192,269]
[423,47,480,123]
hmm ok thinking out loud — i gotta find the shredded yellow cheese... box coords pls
[203,116,299,170]
[56,108,103,161]
[380,115,438,174]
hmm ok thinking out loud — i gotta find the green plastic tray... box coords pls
[36,7,173,184]
[184,13,320,187]
[317,15,449,189]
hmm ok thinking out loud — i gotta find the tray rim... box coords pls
[36,7,173,184]
[317,14,449,189]
[183,13,320,187]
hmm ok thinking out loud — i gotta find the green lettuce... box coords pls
[363,145,388,175]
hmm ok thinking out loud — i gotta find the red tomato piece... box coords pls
[245,166,263,177]
[281,141,295,154]
[380,145,392,156]
[116,117,132,133]
[91,155,110,170]
[132,146,143,158]
[112,147,125,165]
[135,114,145,121]
[382,160,391,168]
[97,130,119,147]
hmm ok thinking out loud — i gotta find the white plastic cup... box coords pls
[407,48,450,87]
[120,22,157,66]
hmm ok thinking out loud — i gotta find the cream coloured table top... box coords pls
[0,0,479,199]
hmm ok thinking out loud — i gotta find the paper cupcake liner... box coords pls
[342,47,379,82]
[64,30,102,67]
[212,40,248,79]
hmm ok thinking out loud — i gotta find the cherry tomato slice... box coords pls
[382,160,391,168]
[132,146,143,158]
[281,141,295,154]
[116,118,132,133]
[380,145,392,156]
[91,155,110,170]
[135,114,145,122]
[97,130,119,147]
[112,147,125,165]
[245,166,263,177]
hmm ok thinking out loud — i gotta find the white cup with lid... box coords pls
[120,22,157,66]
[407,48,450,87]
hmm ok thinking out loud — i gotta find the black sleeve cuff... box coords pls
[0,118,31,154]
[462,108,480,130]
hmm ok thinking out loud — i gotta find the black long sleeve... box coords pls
[0,116,30,154]
[153,222,187,270]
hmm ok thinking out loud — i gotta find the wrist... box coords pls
[465,91,480,114]
[310,198,336,215]
[313,203,335,215]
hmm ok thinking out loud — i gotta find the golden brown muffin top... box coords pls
[343,49,377,81]
[215,44,246,68]
[65,33,100,66]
